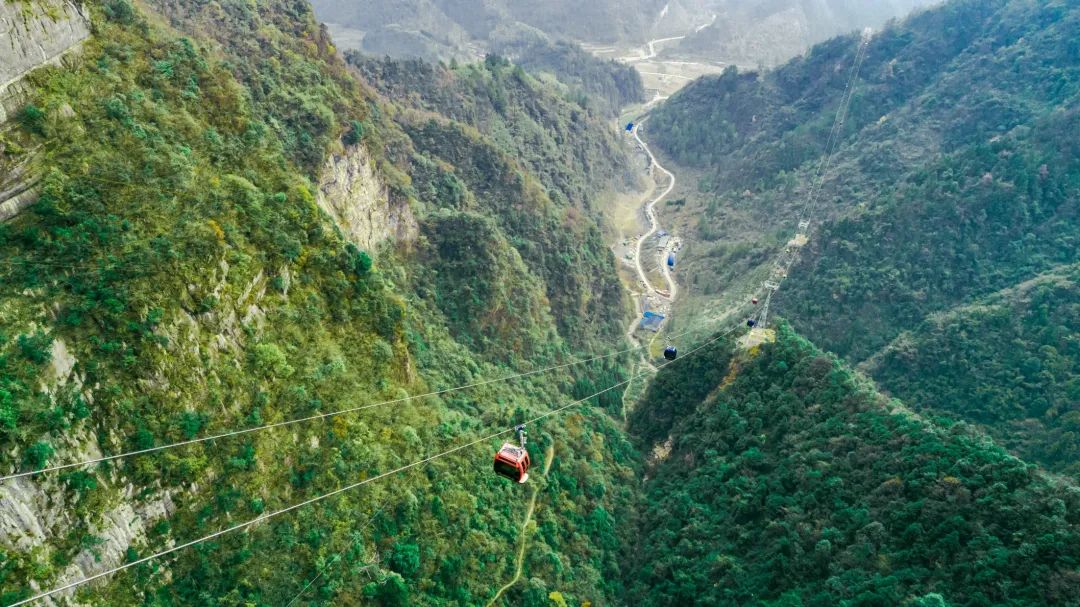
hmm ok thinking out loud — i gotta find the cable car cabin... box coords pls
[494,444,530,484]
[663,346,678,361]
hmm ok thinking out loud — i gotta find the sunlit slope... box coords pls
[0,0,641,604]
[863,265,1080,477]
[626,326,1080,606]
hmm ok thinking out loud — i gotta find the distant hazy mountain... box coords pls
[672,0,942,66]
[312,0,937,70]
[309,0,668,60]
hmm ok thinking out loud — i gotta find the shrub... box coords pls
[24,442,54,469]
[343,120,365,145]
[388,542,420,577]
[103,0,135,23]
[17,332,53,365]
[346,244,372,277]
[17,105,46,136]
[250,344,293,378]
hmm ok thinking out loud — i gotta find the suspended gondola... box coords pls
[493,425,530,484]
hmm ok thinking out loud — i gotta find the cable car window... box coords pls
[494,459,520,478]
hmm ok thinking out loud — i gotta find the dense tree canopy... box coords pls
[627,327,1080,607]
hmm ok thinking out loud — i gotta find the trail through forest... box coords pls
[485,443,557,606]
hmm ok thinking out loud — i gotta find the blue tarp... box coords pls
[626,122,635,132]
[667,253,676,267]
[640,311,665,332]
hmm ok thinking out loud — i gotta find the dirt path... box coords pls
[632,120,679,302]
[616,118,682,418]
[485,443,557,607]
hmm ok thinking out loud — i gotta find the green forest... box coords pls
[864,265,1080,477]
[487,35,646,117]
[0,0,639,604]
[628,327,1080,607]
[648,0,1080,483]
[1,0,1078,605]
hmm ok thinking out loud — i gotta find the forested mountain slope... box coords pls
[863,265,1080,477]
[646,0,1079,471]
[486,31,646,117]
[348,53,638,213]
[626,327,1080,607]
[348,53,636,347]
[4,0,1078,604]
[0,0,640,604]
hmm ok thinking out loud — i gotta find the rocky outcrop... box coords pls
[0,331,175,607]
[316,144,416,252]
[0,149,39,221]
[0,0,90,111]
[1,0,91,221]
[3,471,176,607]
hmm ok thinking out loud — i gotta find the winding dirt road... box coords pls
[632,120,678,302]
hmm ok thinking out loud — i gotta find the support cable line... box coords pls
[11,319,749,607]
[1,339,646,482]
[644,28,871,341]
[756,29,872,326]
[1,308,745,483]
[282,497,391,607]
[798,29,872,233]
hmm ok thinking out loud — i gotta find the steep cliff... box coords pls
[1,0,90,116]
[316,143,417,252]
[1,1,90,222]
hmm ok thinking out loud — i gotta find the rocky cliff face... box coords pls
[1,0,91,223]
[316,143,417,252]
[0,146,39,221]
[1,0,90,118]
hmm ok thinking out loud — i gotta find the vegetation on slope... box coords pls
[782,110,1079,360]
[351,53,635,348]
[489,31,646,117]
[0,0,641,605]
[627,326,1080,607]
[641,0,1079,467]
[349,53,638,210]
[864,265,1080,477]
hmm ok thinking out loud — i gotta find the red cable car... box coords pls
[494,425,530,484]
[752,297,759,305]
